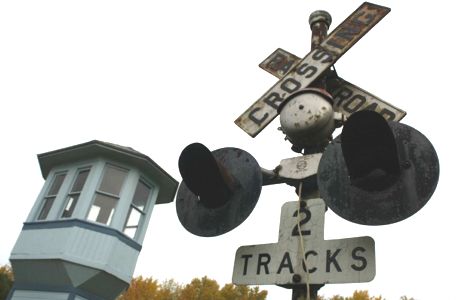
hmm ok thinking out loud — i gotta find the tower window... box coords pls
[37,172,66,220]
[87,165,127,225]
[123,179,151,239]
[61,168,90,218]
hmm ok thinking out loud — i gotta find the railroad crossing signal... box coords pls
[175,2,440,297]
[235,2,391,137]
[232,198,375,285]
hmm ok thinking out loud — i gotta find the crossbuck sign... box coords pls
[259,48,406,122]
[232,198,375,285]
[235,2,391,137]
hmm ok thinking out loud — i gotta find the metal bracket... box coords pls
[261,154,322,186]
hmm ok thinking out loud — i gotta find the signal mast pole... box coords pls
[291,10,332,300]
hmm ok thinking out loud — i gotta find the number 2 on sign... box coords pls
[292,205,311,236]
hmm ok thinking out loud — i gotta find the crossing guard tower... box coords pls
[8,140,178,300]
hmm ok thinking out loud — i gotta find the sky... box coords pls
[0,1,457,299]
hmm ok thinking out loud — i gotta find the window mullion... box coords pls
[95,190,120,199]
[131,205,144,215]
[109,170,138,231]
[123,176,152,240]
[61,168,91,219]
[76,159,105,219]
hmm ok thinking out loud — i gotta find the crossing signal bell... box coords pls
[176,143,262,237]
[318,110,439,225]
[278,89,336,152]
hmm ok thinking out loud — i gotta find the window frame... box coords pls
[86,163,129,226]
[60,167,91,219]
[36,171,67,221]
[123,177,153,240]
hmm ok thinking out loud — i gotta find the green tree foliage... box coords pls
[0,265,14,300]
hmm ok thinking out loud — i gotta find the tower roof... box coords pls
[37,140,178,204]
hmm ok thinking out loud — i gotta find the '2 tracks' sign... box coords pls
[232,198,375,285]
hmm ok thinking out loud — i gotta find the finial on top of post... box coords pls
[309,10,332,29]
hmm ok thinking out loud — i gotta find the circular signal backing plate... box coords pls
[176,147,262,237]
[318,122,439,225]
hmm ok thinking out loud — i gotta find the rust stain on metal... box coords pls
[321,2,390,58]
[259,48,300,78]
[311,22,329,50]
[235,2,390,137]
[236,2,390,137]
[259,47,406,122]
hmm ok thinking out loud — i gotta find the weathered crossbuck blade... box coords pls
[259,48,406,122]
[235,2,391,137]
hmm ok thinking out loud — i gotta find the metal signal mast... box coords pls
[175,2,439,300]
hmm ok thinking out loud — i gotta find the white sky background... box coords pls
[0,1,456,299]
